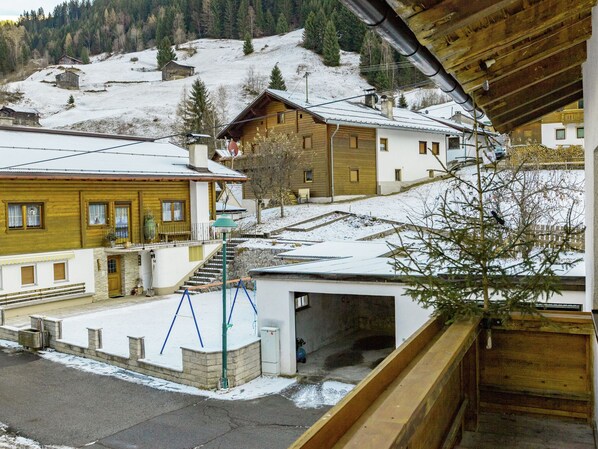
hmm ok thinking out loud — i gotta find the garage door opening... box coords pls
[293,292,395,383]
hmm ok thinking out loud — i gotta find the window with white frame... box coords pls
[89,203,107,225]
[8,203,43,230]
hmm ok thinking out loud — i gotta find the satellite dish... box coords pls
[228,140,239,157]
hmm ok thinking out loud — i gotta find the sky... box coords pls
[0,0,65,21]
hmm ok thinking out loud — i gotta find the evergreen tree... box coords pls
[398,92,408,108]
[223,0,235,39]
[334,4,366,52]
[360,31,381,85]
[268,64,286,90]
[80,47,90,64]
[237,0,250,38]
[302,11,317,50]
[322,20,340,67]
[264,10,275,35]
[178,78,217,151]
[156,36,176,69]
[67,94,75,105]
[276,13,288,34]
[243,33,254,55]
[313,8,326,54]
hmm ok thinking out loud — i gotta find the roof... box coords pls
[354,0,595,133]
[418,101,492,127]
[278,241,392,260]
[162,60,195,70]
[1,105,39,115]
[218,89,457,138]
[59,54,83,64]
[0,126,247,182]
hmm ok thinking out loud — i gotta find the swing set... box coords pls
[159,277,257,354]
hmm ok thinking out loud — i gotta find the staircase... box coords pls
[176,238,245,294]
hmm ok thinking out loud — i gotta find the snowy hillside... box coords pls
[6,29,374,137]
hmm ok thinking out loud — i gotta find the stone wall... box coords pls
[93,248,108,301]
[0,316,261,390]
[123,253,140,296]
[229,245,290,280]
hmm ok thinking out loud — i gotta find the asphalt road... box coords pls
[0,346,327,449]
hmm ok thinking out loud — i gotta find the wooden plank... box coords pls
[289,317,444,449]
[441,398,469,449]
[455,15,592,92]
[474,42,587,108]
[433,0,594,71]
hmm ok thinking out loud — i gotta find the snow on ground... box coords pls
[7,29,372,137]
[59,289,259,370]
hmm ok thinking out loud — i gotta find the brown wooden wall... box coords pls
[0,179,194,255]
[330,125,377,196]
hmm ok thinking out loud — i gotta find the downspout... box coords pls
[330,123,340,202]
[340,0,484,119]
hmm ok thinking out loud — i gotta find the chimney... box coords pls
[0,116,14,127]
[189,143,208,169]
[380,95,394,120]
[364,89,378,108]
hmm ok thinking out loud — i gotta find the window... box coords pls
[8,203,43,230]
[432,142,440,155]
[577,127,584,139]
[303,135,312,149]
[379,138,388,152]
[578,99,584,109]
[395,169,402,182]
[21,265,35,286]
[162,201,185,222]
[555,128,566,140]
[419,141,427,154]
[448,137,460,150]
[277,112,285,124]
[294,293,310,310]
[89,203,107,225]
[107,258,117,274]
[350,168,359,183]
[53,262,67,282]
[350,135,358,149]
[304,170,313,183]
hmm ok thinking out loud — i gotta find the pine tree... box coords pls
[398,92,408,108]
[275,13,288,34]
[322,20,340,67]
[268,64,286,90]
[243,33,254,55]
[156,37,177,69]
[237,0,250,38]
[302,11,317,50]
[67,94,75,105]
[80,47,90,64]
[264,10,275,35]
[179,77,217,151]
[313,8,326,54]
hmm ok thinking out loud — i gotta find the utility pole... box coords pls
[304,71,310,103]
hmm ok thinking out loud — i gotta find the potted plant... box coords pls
[144,209,157,242]
[105,229,117,247]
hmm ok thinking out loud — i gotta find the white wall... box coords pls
[256,278,430,375]
[377,128,449,194]
[542,122,584,148]
[189,181,210,224]
[0,249,95,294]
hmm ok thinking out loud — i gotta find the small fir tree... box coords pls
[322,20,340,67]
[67,94,75,105]
[243,33,254,55]
[80,47,90,64]
[398,92,408,108]
[276,13,288,34]
[268,64,286,90]
[156,37,177,69]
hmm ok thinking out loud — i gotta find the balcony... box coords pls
[561,109,584,125]
[290,311,595,449]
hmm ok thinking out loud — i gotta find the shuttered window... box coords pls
[21,265,35,285]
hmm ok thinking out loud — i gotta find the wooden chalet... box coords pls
[218,88,456,200]
[0,126,246,316]
[283,0,598,447]
[58,54,83,65]
[161,61,195,81]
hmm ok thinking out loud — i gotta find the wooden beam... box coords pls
[478,67,582,117]
[495,90,584,133]
[474,42,586,108]
[455,15,592,92]
[406,0,520,44]
[487,79,583,122]
[432,0,594,72]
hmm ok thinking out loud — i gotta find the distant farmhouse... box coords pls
[0,106,41,127]
[162,61,195,81]
[58,54,84,65]
[56,70,80,90]
[219,88,457,201]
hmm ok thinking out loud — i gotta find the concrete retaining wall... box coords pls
[0,315,261,390]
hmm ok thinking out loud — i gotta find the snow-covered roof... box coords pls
[1,105,39,114]
[278,241,392,260]
[419,101,492,127]
[0,126,247,181]
[219,89,457,137]
[425,115,497,137]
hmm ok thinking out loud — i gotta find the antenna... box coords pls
[304,71,311,104]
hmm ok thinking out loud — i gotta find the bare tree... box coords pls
[242,66,267,97]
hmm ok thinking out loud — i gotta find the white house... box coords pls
[0,125,246,317]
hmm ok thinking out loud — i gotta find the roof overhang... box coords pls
[0,173,248,182]
[344,0,595,133]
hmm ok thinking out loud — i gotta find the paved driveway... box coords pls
[0,346,326,449]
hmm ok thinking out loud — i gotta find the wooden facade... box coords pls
[223,95,377,199]
[0,179,207,256]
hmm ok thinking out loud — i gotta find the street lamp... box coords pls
[211,214,237,389]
